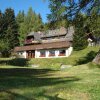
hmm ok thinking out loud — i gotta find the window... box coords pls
[40,50,45,57]
[49,50,55,56]
[21,52,23,55]
[59,50,65,56]
[18,52,23,55]
[25,36,34,44]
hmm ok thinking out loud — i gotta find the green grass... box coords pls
[29,46,99,69]
[0,46,100,100]
[0,64,100,100]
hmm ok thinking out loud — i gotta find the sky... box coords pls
[0,0,50,23]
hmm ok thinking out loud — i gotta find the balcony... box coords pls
[25,39,33,44]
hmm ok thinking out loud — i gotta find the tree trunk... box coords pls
[92,52,100,64]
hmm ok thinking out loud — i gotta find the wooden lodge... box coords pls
[14,26,74,58]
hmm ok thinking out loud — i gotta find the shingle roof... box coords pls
[14,41,71,52]
[41,27,67,38]
[26,26,74,41]
[65,26,74,41]
[27,32,42,42]
[27,27,73,37]
[27,31,35,36]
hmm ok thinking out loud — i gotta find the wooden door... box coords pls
[26,50,35,58]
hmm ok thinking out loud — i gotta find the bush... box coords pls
[0,58,29,67]
[11,53,23,58]
[76,51,97,65]
[8,58,29,66]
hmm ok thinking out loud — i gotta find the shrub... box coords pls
[8,58,29,66]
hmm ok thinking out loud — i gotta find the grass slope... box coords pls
[0,47,100,100]
[29,46,99,69]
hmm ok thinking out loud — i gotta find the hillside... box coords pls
[29,46,99,69]
[0,46,100,100]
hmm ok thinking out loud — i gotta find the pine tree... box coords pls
[47,0,68,29]
[18,23,28,46]
[73,28,88,50]
[16,11,26,46]
[3,8,19,49]
[25,7,44,32]
[73,14,88,50]
[25,7,34,32]
[16,7,44,45]
[86,13,100,37]
[66,0,100,17]
[48,0,66,21]
[16,10,24,24]
[33,13,44,32]
[0,10,3,38]
[0,11,9,57]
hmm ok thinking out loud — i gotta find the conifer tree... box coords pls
[47,0,68,29]
[3,8,19,49]
[34,13,44,32]
[16,10,24,24]
[16,7,44,45]
[16,11,26,46]
[0,10,3,38]
[73,14,88,50]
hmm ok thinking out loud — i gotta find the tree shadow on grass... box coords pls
[0,89,36,100]
[0,68,80,88]
[0,68,80,100]
[0,89,66,100]
[37,92,66,100]
[0,68,55,77]
[0,58,29,66]
[75,51,97,65]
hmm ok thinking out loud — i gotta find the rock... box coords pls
[31,64,39,68]
[92,53,100,64]
[60,65,72,69]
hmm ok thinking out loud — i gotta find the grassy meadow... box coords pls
[29,46,99,69]
[0,47,100,100]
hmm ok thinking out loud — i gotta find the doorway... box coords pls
[27,50,35,58]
